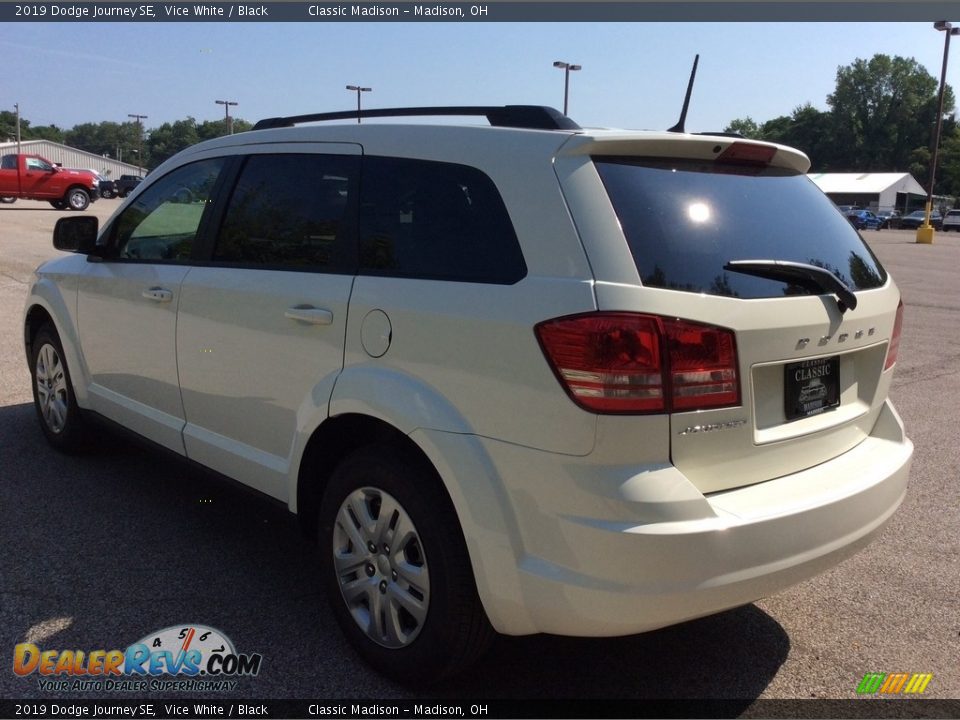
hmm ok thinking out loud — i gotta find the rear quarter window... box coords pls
[594,157,887,299]
[358,156,526,284]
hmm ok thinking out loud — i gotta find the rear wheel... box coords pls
[318,445,494,684]
[30,324,88,453]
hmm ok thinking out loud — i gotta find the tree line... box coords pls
[0,114,252,169]
[3,53,958,194]
[725,54,958,196]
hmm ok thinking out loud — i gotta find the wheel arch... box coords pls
[295,413,413,539]
[294,410,534,635]
[23,281,89,406]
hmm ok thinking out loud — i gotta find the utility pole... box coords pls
[215,99,238,135]
[14,103,21,155]
[346,85,372,123]
[128,113,148,176]
[552,61,582,116]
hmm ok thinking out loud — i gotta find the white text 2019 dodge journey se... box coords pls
[25,105,912,684]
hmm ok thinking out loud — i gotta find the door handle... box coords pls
[142,287,173,303]
[284,306,334,325]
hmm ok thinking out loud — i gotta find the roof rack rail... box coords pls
[252,105,581,132]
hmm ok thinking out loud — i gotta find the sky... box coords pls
[3,17,960,134]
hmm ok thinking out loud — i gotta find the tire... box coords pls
[50,200,67,210]
[100,189,115,199]
[0,196,15,204]
[318,445,494,685]
[30,324,89,453]
[66,188,90,211]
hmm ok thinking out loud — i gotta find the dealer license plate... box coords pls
[784,356,840,421]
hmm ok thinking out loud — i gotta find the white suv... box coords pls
[24,105,912,684]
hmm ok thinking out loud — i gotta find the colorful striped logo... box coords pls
[857,672,933,695]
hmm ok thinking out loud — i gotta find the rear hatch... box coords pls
[553,133,903,494]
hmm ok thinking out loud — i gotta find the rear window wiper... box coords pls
[724,259,858,313]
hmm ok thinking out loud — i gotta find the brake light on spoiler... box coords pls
[716,142,777,166]
[535,313,740,414]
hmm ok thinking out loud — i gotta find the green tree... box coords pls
[197,118,252,141]
[827,54,950,173]
[146,118,200,166]
[28,124,65,144]
[724,116,761,138]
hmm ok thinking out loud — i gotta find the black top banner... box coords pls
[2,1,960,22]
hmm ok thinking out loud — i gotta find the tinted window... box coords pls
[213,154,357,269]
[594,157,887,299]
[113,158,225,261]
[1,155,15,170]
[359,156,525,284]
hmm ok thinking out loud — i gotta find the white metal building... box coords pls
[0,139,143,179]
[807,172,927,212]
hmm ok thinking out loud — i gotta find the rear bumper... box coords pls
[451,400,911,637]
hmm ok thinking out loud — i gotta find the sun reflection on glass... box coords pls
[688,202,711,223]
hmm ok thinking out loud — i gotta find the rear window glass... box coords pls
[593,157,887,299]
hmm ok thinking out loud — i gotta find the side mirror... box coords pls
[53,216,99,255]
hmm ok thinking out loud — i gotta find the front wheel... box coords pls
[66,188,90,211]
[318,446,494,684]
[30,324,89,453]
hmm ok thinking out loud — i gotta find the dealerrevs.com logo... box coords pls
[13,625,263,692]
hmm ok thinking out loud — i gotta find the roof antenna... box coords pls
[668,54,699,133]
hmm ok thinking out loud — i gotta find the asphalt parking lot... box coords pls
[0,201,958,708]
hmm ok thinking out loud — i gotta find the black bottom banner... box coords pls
[2,699,960,720]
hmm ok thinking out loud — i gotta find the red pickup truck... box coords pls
[0,154,99,210]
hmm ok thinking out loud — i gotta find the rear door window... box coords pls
[593,157,887,299]
[212,154,357,271]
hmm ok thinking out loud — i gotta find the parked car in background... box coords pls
[0,154,100,210]
[940,209,960,231]
[115,174,143,197]
[97,176,117,198]
[877,210,901,229]
[900,209,942,230]
[844,209,883,231]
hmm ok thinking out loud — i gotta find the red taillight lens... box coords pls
[665,319,740,410]
[884,300,904,371]
[535,313,740,414]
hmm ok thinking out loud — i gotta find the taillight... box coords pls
[884,300,904,371]
[535,313,740,414]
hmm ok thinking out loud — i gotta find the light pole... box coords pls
[14,103,21,154]
[128,113,147,176]
[346,85,371,123]
[917,21,960,244]
[552,60,581,116]
[215,99,238,135]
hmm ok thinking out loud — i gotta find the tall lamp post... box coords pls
[552,60,581,116]
[346,85,371,123]
[14,103,21,154]
[127,113,147,177]
[215,99,238,135]
[917,20,960,244]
